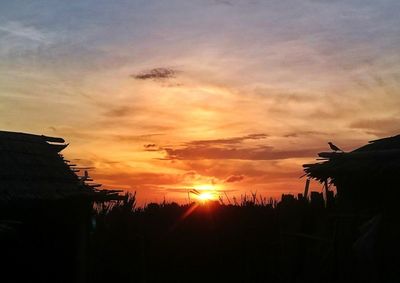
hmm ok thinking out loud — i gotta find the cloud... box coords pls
[213,0,234,6]
[184,133,268,146]
[282,131,327,138]
[103,106,134,117]
[94,171,183,186]
[163,145,320,160]
[132,68,177,81]
[144,143,161,151]
[93,169,219,189]
[225,174,244,183]
[156,134,320,161]
[0,21,50,43]
[111,133,163,142]
[144,143,157,148]
[349,118,400,137]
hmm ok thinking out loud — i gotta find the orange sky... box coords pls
[1,1,400,204]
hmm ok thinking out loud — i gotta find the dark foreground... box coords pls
[2,192,400,283]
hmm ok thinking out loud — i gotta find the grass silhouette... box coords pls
[89,192,348,283]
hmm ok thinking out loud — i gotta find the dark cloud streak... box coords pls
[225,174,244,183]
[163,145,320,161]
[132,68,177,81]
[155,133,320,160]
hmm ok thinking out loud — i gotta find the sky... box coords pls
[1,0,400,204]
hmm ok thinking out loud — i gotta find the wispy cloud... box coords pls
[94,171,183,186]
[0,21,50,43]
[103,106,135,118]
[111,133,164,142]
[185,133,268,146]
[349,118,400,137]
[213,0,234,6]
[225,174,244,183]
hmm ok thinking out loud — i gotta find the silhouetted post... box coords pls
[303,179,310,199]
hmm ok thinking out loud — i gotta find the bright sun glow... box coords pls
[198,192,214,201]
[192,184,219,202]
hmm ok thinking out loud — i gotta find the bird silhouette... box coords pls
[328,142,343,152]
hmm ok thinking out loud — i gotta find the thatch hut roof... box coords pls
[0,130,121,202]
[303,134,400,184]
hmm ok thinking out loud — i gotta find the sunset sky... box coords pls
[1,0,400,204]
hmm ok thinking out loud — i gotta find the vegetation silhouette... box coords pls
[91,192,337,283]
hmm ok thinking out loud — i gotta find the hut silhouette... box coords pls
[303,134,400,213]
[303,134,400,282]
[0,131,121,283]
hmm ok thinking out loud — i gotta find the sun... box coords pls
[198,192,214,201]
[191,184,219,202]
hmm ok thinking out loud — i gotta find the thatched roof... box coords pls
[303,134,400,184]
[0,130,121,202]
